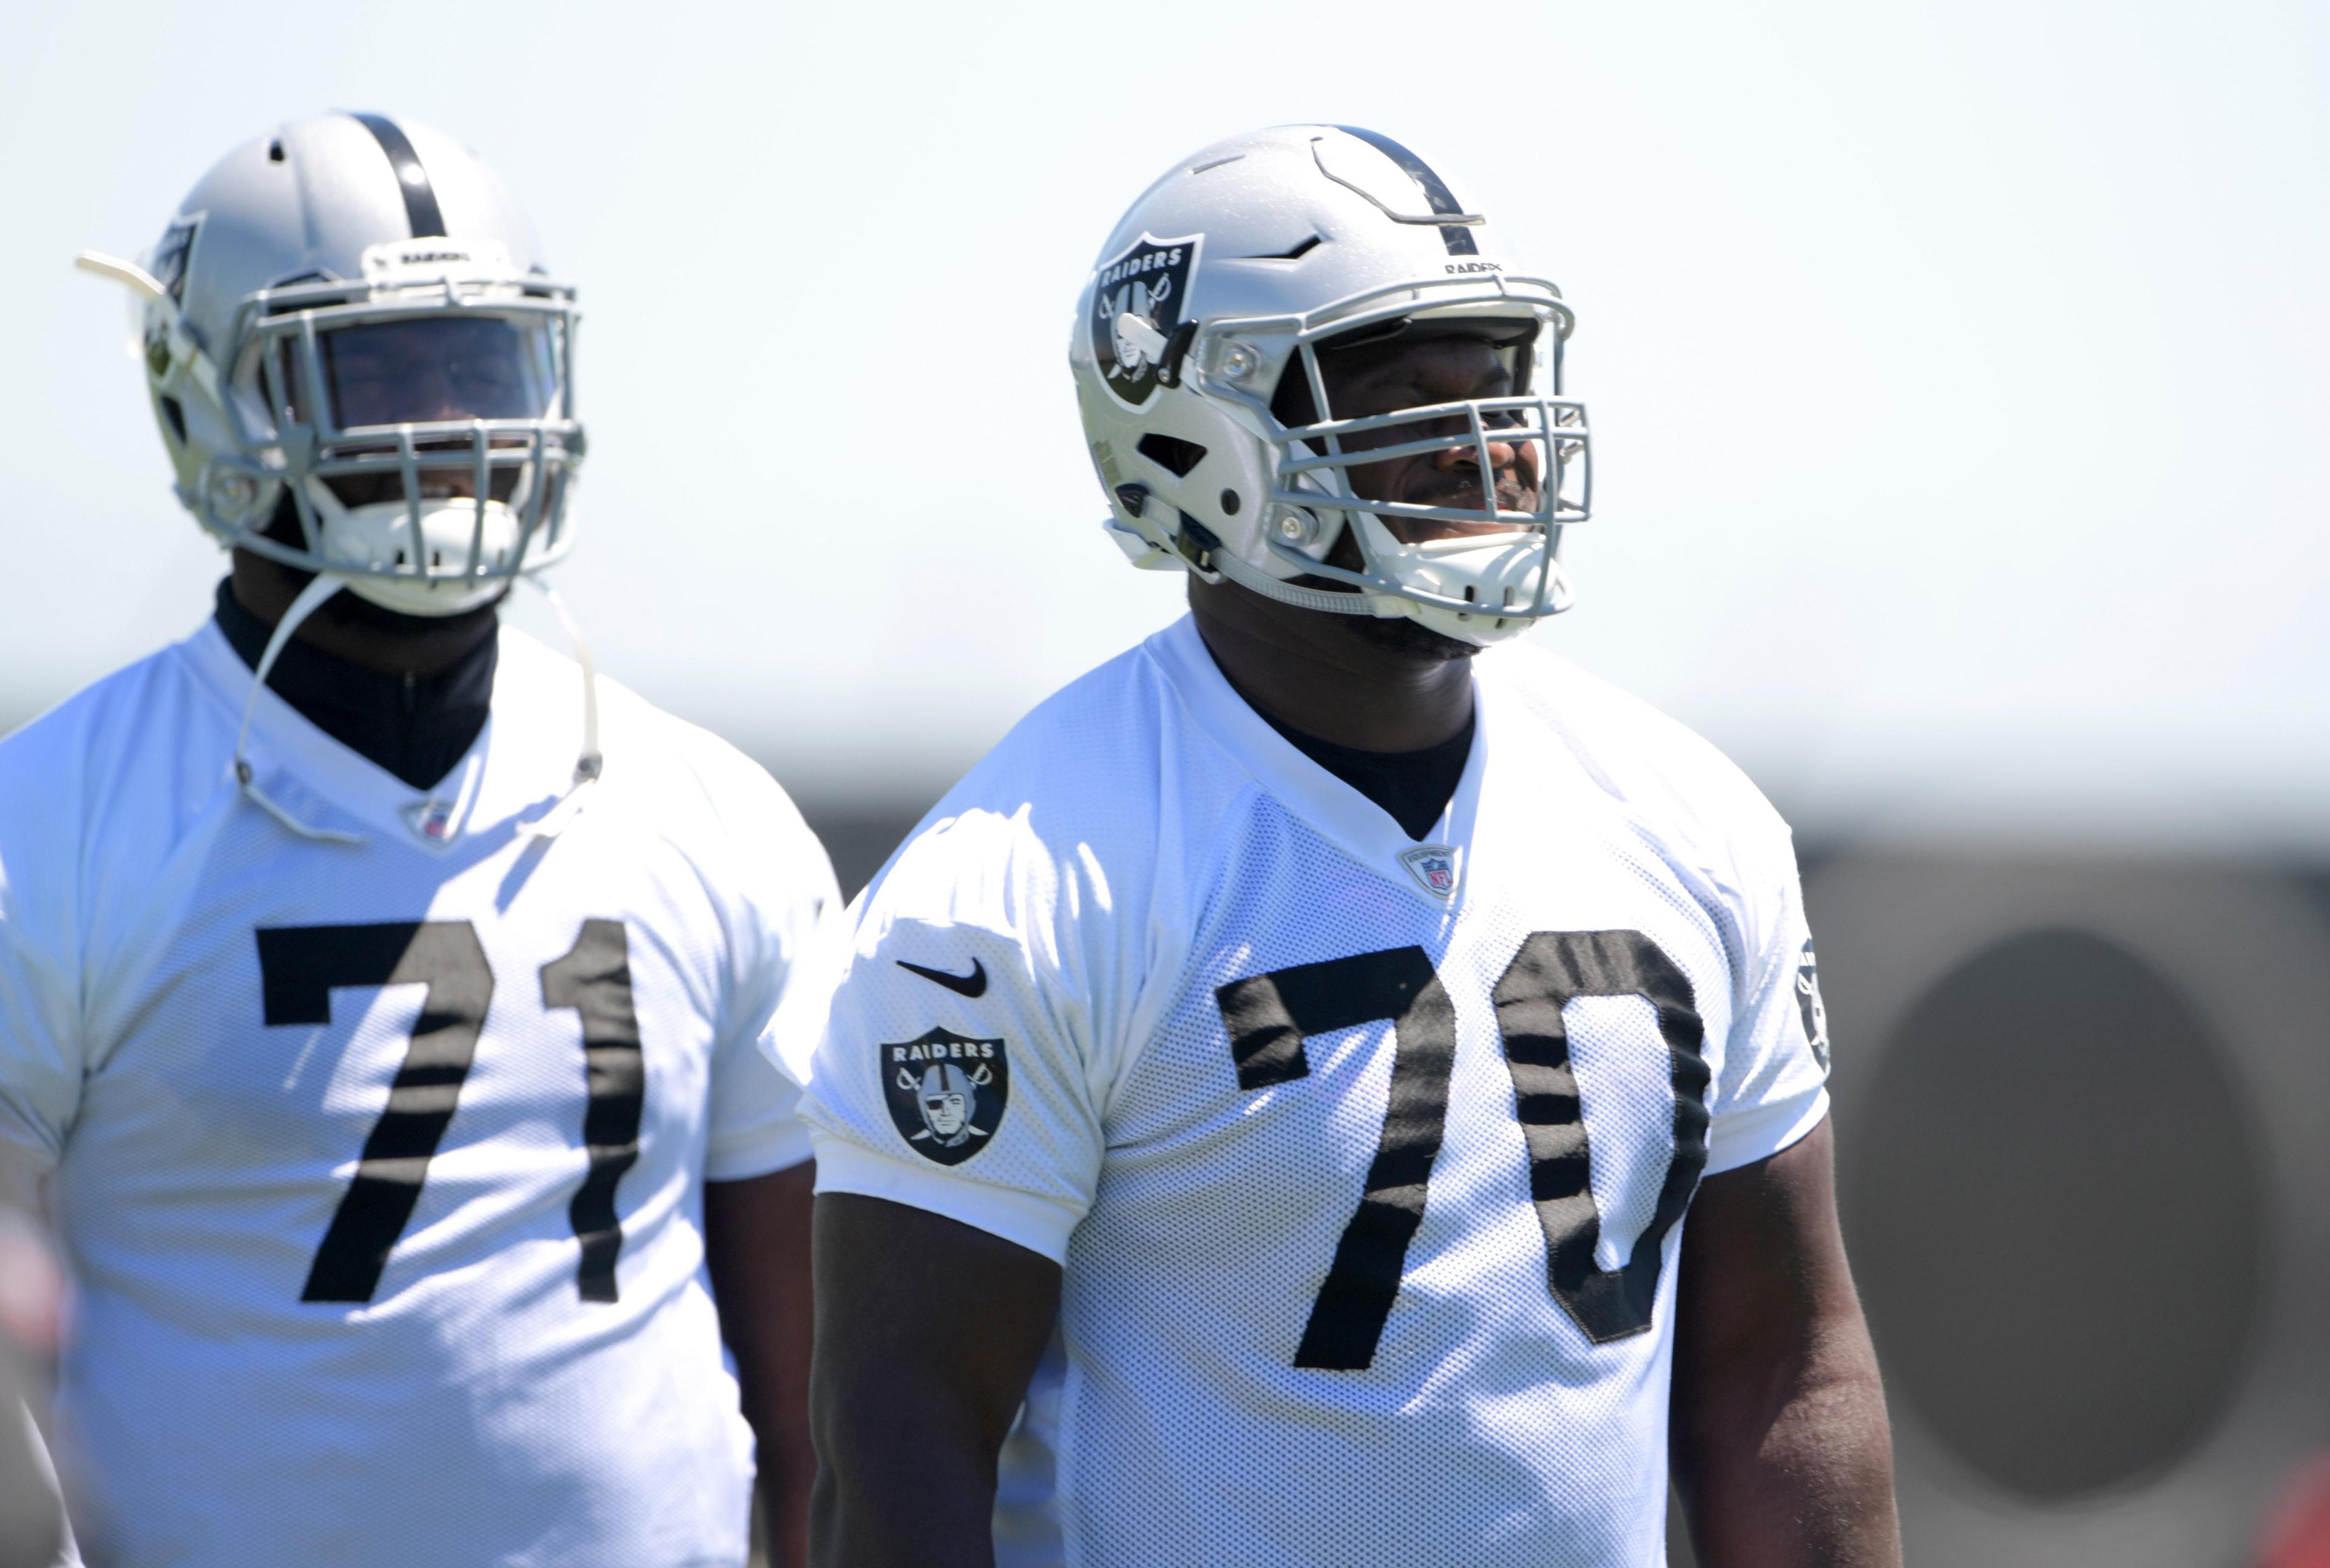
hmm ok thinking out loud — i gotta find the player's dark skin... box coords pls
[229,466,819,1563]
[705,1161,818,1566]
[809,334,1903,1567]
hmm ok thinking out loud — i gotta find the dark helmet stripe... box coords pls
[1331,125,1481,256]
[348,113,447,238]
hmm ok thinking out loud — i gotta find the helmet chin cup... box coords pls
[1346,512,1564,646]
[305,481,523,617]
[339,570,508,618]
[1400,553,1575,646]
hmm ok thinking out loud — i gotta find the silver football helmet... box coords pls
[80,111,582,617]
[1070,125,1591,646]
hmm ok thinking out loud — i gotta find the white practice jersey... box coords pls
[791,616,1831,1568]
[0,618,839,1568]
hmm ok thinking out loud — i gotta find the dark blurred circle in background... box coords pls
[1848,927,2268,1500]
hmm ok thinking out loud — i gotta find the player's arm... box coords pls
[808,1194,1060,1568]
[787,803,1133,1568]
[1669,1117,1902,1567]
[697,755,852,1565]
[704,1161,817,1568]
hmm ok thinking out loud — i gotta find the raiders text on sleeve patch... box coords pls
[880,1027,1010,1165]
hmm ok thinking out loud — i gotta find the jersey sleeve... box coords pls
[0,920,81,1179]
[0,754,84,1177]
[697,752,845,1183]
[706,1028,816,1181]
[795,809,1129,1266]
[1701,834,1831,1177]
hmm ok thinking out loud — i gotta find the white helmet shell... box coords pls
[106,112,583,617]
[1069,126,1590,645]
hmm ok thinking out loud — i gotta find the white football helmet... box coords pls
[1070,125,1591,645]
[80,111,582,617]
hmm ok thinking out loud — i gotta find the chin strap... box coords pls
[1212,545,1383,616]
[516,576,603,839]
[232,571,367,844]
[232,571,604,845]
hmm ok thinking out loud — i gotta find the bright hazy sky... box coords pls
[5,1,2326,848]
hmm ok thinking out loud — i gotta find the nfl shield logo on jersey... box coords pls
[400,796,459,845]
[1795,939,1831,1070]
[1090,232,1201,409]
[1398,844,1460,899]
[880,1027,1010,1166]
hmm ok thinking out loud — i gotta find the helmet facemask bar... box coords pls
[204,274,582,601]
[1195,275,1592,635]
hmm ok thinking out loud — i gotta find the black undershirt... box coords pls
[212,578,495,791]
[1257,705,1475,842]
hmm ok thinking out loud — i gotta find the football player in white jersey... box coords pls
[0,113,836,1566]
[786,126,1902,1566]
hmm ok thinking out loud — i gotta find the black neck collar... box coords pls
[212,578,497,792]
[1255,704,1476,842]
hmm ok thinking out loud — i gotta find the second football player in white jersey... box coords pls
[789,126,1901,1565]
[0,114,836,1566]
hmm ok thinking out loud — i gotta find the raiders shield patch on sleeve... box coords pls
[881,1027,1010,1166]
[1795,939,1831,1072]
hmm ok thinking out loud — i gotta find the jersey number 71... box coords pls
[256,919,645,1306]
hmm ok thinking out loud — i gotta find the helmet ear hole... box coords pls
[1136,433,1207,478]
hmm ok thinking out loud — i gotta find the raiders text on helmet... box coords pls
[79,112,582,617]
[1069,125,1591,646]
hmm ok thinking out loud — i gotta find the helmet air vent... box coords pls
[1242,235,1321,262]
[1136,433,1207,478]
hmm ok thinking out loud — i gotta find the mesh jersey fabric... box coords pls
[789,615,1830,1568]
[0,618,840,1568]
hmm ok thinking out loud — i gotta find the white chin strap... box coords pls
[1209,546,1382,616]
[232,572,365,843]
[229,571,604,845]
[515,576,602,839]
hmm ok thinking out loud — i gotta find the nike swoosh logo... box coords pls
[896,958,987,999]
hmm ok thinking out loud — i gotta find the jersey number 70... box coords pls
[1215,929,1707,1368]
[255,919,645,1306]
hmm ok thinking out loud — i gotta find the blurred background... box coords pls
[4,2,2326,1563]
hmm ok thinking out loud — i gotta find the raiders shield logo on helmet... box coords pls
[1795,939,1831,1071]
[150,214,201,303]
[880,1027,1010,1166]
[1090,232,1201,409]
